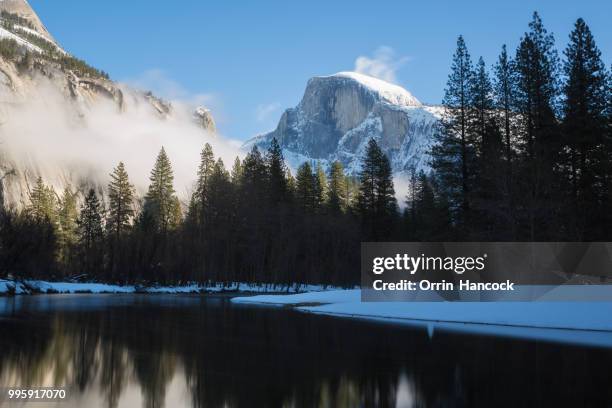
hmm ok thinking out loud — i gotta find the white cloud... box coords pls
[0,75,241,202]
[354,46,410,84]
[122,69,219,111]
[255,102,281,123]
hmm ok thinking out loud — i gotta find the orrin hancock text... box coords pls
[372,279,515,292]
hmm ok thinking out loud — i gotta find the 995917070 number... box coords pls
[4,388,66,401]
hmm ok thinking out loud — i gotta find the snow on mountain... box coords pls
[0,0,54,38]
[244,72,442,178]
[0,25,42,52]
[329,71,422,107]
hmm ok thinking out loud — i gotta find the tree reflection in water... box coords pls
[0,295,611,408]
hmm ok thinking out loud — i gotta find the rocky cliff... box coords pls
[0,0,217,208]
[244,72,442,176]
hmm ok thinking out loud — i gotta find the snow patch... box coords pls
[12,24,66,54]
[0,26,42,53]
[231,289,612,347]
[328,71,422,107]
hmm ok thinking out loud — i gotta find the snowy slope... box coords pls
[232,289,612,347]
[0,26,42,52]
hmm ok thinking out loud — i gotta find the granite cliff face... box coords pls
[0,0,216,208]
[245,72,442,175]
[194,106,217,134]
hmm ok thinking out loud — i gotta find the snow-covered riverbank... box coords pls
[0,279,338,296]
[231,289,612,347]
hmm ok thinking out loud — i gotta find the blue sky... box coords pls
[29,0,611,141]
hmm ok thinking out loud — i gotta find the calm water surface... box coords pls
[0,294,611,408]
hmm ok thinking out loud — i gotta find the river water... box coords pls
[0,294,610,407]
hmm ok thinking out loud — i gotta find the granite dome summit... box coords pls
[245,72,442,176]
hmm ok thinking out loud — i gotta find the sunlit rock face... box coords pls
[194,106,216,134]
[0,0,56,42]
[0,1,217,208]
[245,71,442,176]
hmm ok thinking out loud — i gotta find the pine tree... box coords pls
[471,57,494,147]
[475,121,506,238]
[106,162,134,279]
[231,156,243,185]
[357,140,380,221]
[239,146,268,212]
[29,176,58,225]
[266,138,288,204]
[235,146,269,283]
[357,139,397,240]
[493,44,516,181]
[77,189,104,277]
[327,161,347,213]
[286,168,296,200]
[344,176,359,211]
[469,56,507,237]
[405,172,435,239]
[206,158,234,281]
[493,44,517,234]
[108,162,134,239]
[514,12,560,239]
[207,159,232,224]
[241,146,267,189]
[374,144,398,229]
[314,162,327,210]
[296,162,316,213]
[191,143,215,224]
[406,172,452,240]
[58,187,78,266]
[561,18,609,239]
[143,147,181,234]
[430,35,476,228]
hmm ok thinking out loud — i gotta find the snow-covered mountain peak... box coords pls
[245,72,440,179]
[321,71,422,107]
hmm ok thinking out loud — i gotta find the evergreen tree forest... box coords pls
[418,13,611,242]
[0,13,610,286]
[0,139,389,286]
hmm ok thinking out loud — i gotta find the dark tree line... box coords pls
[414,13,611,242]
[0,138,397,286]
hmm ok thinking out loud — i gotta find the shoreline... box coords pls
[0,279,343,297]
[231,289,612,348]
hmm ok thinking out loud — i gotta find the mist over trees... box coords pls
[0,138,380,286]
[0,13,610,286]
